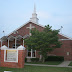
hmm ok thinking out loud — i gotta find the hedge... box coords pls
[31,58,39,62]
[45,56,64,61]
[25,58,27,62]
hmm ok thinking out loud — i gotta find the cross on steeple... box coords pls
[26,24,35,36]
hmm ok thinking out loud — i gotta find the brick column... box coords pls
[0,45,26,68]
[17,45,26,68]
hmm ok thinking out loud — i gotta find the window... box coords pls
[67,52,69,56]
[32,50,36,57]
[27,49,31,57]
[13,44,20,48]
[27,49,36,58]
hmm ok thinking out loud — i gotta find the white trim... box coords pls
[23,38,24,47]
[67,52,69,56]
[31,49,32,58]
[26,57,36,58]
[59,33,72,40]
[59,39,72,41]
[4,50,6,62]
[17,45,26,50]
[1,45,8,50]
[8,39,9,48]
[35,50,36,57]
[40,55,42,60]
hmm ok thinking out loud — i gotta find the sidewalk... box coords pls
[57,61,71,67]
[25,61,72,68]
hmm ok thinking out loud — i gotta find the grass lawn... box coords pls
[0,65,72,72]
[26,61,63,65]
[68,61,72,66]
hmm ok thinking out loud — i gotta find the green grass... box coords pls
[0,65,72,72]
[68,62,72,66]
[26,61,62,65]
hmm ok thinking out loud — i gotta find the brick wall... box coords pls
[1,22,72,61]
[0,49,25,68]
[50,40,72,60]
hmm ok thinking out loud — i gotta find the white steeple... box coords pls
[30,4,39,24]
[34,4,36,13]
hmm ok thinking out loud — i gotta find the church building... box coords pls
[0,5,72,61]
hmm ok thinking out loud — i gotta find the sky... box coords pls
[0,0,72,38]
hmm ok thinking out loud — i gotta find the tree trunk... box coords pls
[42,57,45,63]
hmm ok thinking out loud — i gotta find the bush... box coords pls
[45,56,64,61]
[31,58,39,62]
[25,58,27,62]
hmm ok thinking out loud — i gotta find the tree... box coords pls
[24,25,62,62]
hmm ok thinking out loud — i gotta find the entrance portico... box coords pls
[0,34,30,48]
[0,34,37,60]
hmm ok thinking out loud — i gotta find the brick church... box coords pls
[0,5,72,61]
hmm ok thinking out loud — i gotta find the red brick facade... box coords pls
[0,22,72,61]
[0,49,25,68]
[51,40,72,60]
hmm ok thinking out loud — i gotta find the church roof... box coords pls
[6,21,72,40]
[0,21,72,41]
[0,5,72,41]
[7,21,44,36]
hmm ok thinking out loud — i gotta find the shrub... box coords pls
[45,56,64,61]
[25,58,27,62]
[31,58,39,62]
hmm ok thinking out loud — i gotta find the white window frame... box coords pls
[67,52,69,56]
[26,49,36,58]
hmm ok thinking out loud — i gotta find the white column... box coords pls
[35,50,36,57]
[40,55,42,60]
[15,38,16,49]
[23,38,24,47]
[31,49,32,58]
[8,39,9,48]
[1,40,2,47]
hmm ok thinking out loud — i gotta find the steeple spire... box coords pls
[30,4,39,24]
[34,3,36,13]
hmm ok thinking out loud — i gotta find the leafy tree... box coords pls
[24,25,62,62]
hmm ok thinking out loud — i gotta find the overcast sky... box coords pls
[0,0,72,38]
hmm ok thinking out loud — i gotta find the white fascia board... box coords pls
[0,39,1,42]
[59,39,72,41]
[59,33,72,40]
